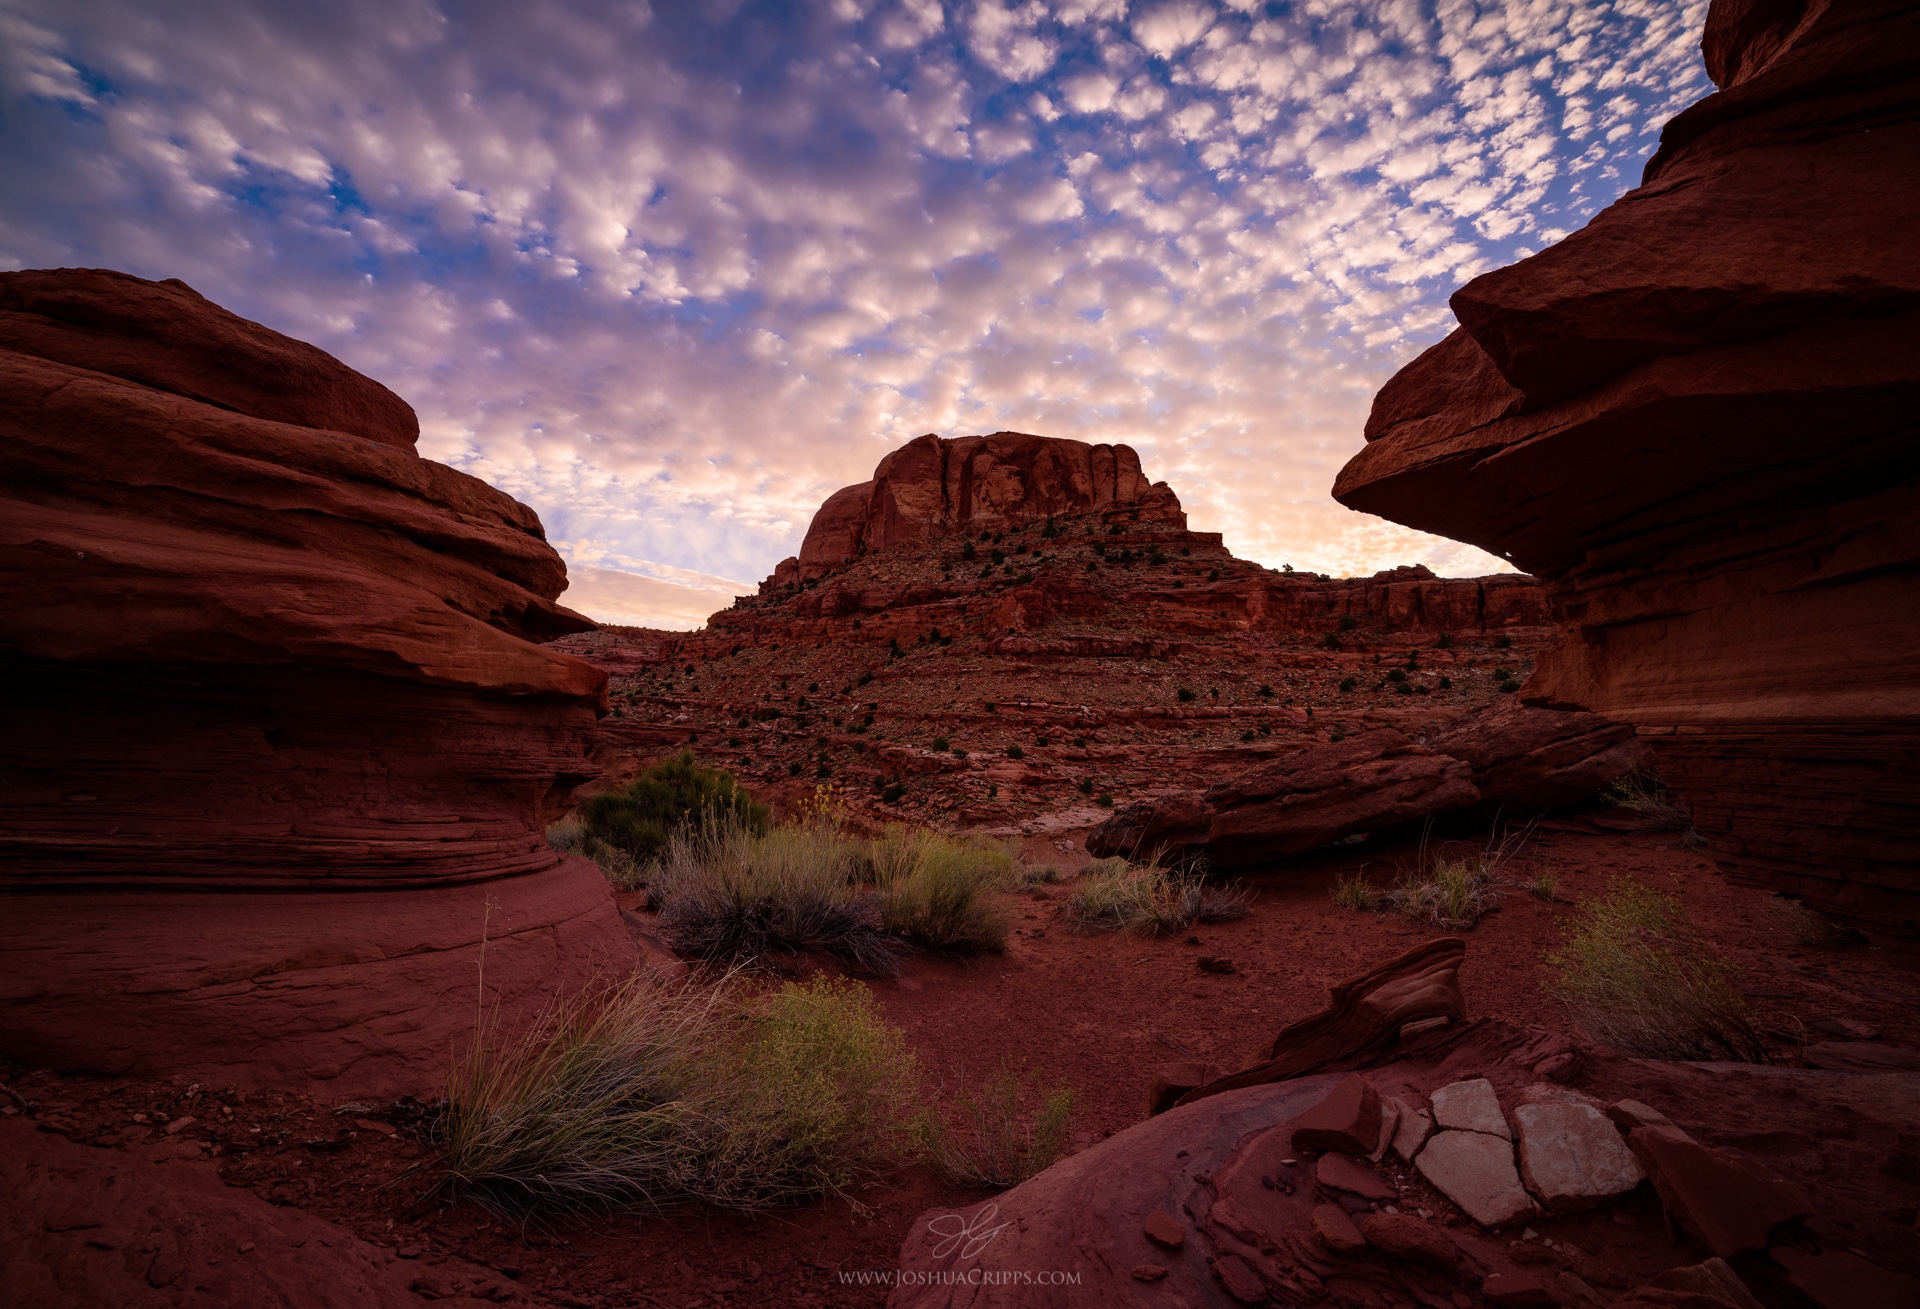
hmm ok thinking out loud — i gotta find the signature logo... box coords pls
[925,1203,1012,1261]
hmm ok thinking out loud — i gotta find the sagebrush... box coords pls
[931,1064,1075,1190]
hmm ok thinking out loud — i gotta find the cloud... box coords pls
[0,0,1713,627]
[558,564,746,631]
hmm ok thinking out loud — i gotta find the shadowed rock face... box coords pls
[785,432,1184,582]
[0,269,636,1092]
[1333,0,1920,936]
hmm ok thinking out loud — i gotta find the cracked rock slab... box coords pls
[1513,1102,1642,1212]
[1415,1129,1535,1227]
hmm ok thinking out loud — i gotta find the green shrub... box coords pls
[1339,676,1357,692]
[1338,615,1357,631]
[1545,878,1765,1061]
[441,974,923,1215]
[931,1064,1075,1190]
[1494,633,1513,649]
[1078,777,1094,794]
[653,820,899,975]
[547,813,644,889]
[1177,687,1195,702]
[581,752,770,866]
[1066,860,1250,935]
[1096,793,1113,808]
[932,736,950,752]
[882,783,906,803]
[1005,743,1024,759]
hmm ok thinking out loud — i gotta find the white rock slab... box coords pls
[1415,1129,1535,1227]
[1368,1097,1402,1163]
[1430,1077,1511,1139]
[1513,1102,1644,1212]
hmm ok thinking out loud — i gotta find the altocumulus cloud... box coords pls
[0,0,1709,628]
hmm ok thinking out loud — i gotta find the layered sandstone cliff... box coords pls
[778,431,1184,584]
[558,435,1555,831]
[1334,0,1920,935]
[0,268,636,1090]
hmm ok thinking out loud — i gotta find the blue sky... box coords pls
[0,0,1711,627]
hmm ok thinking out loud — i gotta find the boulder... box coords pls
[1390,1096,1435,1160]
[1512,1101,1643,1212]
[1332,0,1920,936]
[1626,1126,1812,1257]
[1641,1259,1763,1309]
[1430,1078,1511,1139]
[1415,1131,1535,1228]
[1289,1074,1383,1155]
[0,269,633,1093]
[1087,729,1479,866]
[1427,703,1648,813]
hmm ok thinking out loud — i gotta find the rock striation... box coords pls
[1333,0,1920,936]
[782,431,1183,583]
[0,268,635,1093]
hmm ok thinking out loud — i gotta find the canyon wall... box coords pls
[1334,0,1920,935]
[0,268,637,1091]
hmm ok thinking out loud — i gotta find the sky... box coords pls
[0,0,1712,629]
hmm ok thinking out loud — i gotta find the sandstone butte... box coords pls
[0,267,637,1094]
[553,430,1560,840]
[1335,0,1920,940]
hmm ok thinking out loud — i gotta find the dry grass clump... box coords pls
[654,819,900,976]
[1387,856,1495,928]
[1066,859,1250,935]
[931,1064,1075,1190]
[864,825,1012,955]
[441,974,923,1215]
[1545,877,1766,1062]
[1330,871,1380,911]
[1769,895,1860,947]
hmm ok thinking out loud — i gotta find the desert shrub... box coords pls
[442,974,922,1215]
[1603,770,1697,835]
[1339,676,1357,692]
[582,752,769,865]
[1177,687,1195,703]
[931,736,950,753]
[1545,878,1765,1061]
[1096,792,1114,808]
[547,813,645,889]
[1330,871,1379,911]
[863,825,1012,954]
[1066,860,1250,935]
[1018,863,1067,887]
[1005,743,1024,759]
[1338,615,1357,631]
[1494,633,1512,649]
[931,1064,1075,1190]
[1530,872,1560,902]
[653,820,899,975]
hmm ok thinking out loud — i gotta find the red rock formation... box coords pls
[1333,0,1920,936]
[781,431,1184,583]
[892,1011,1920,1308]
[0,269,636,1093]
[559,456,1555,831]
